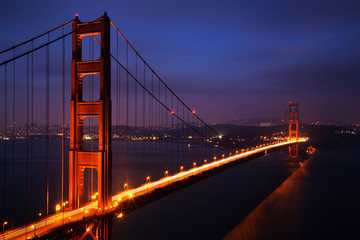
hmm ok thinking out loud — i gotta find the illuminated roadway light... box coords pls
[171,110,175,114]
[193,162,196,167]
[86,228,90,232]
[180,166,183,171]
[129,193,133,198]
[55,204,61,212]
[117,213,123,218]
[192,110,196,114]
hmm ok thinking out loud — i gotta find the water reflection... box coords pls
[223,154,311,240]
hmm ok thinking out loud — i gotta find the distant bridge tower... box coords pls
[69,13,112,212]
[288,102,299,158]
[289,103,299,141]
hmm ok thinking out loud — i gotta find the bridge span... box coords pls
[1,139,306,240]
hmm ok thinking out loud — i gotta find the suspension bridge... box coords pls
[0,13,306,240]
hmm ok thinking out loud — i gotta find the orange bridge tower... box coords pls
[289,102,299,141]
[69,13,112,212]
[288,102,299,158]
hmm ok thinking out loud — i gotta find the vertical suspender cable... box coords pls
[115,31,119,191]
[143,63,146,181]
[12,49,15,227]
[46,33,50,217]
[157,81,161,174]
[171,94,174,173]
[165,88,168,171]
[177,101,179,169]
[182,104,184,169]
[126,44,129,186]
[148,72,151,180]
[150,73,153,178]
[61,27,65,218]
[26,53,29,233]
[117,34,121,189]
[30,41,34,222]
[134,55,137,187]
[3,65,7,224]
[116,32,119,126]
[187,110,190,167]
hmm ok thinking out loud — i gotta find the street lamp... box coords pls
[3,221,8,239]
[31,224,36,236]
[180,166,183,172]
[146,176,150,193]
[56,204,61,212]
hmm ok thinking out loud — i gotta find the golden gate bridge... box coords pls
[0,13,306,239]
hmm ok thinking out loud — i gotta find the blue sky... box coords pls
[1,0,359,124]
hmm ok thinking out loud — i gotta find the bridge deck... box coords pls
[1,139,306,240]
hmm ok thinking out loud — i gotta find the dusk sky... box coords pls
[1,0,359,124]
